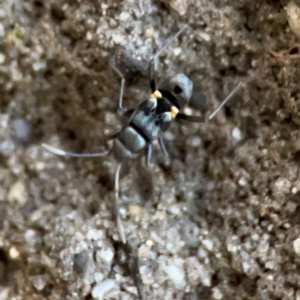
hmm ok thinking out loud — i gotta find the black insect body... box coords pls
[113,93,171,160]
[42,23,241,244]
[112,81,189,163]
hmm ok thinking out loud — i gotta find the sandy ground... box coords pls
[1,0,300,299]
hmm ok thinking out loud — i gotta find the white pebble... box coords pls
[35,161,46,171]
[212,287,223,299]
[287,2,300,39]
[202,239,214,251]
[198,31,211,42]
[98,248,114,263]
[112,33,124,44]
[86,31,93,41]
[94,272,104,283]
[0,23,4,37]
[0,114,9,128]
[139,265,154,285]
[173,47,182,56]
[274,177,291,194]
[0,140,15,156]
[33,61,46,71]
[238,177,247,187]
[92,279,118,300]
[293,238,300,255]
[25,229,39,247]
[163,265,186,289]
[232,127,242,142]
[0,288,9,300]
[0,9,6,18]
[30,275,47,291]
[0,53,5,64]
[169,204,180,215]
[8,180,26,205]
[119,12,130,22]
[87,229,104,241]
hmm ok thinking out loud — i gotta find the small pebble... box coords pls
[185,257,211,286]
[73,251,90,274]
[119,12,130,22]
[8,180,26,206]
[173,47,182,56]
[238,177,247,187]
[212,287,223,300]
[232,127,242,142]
[9,247,20,259]
[97,247,114,264]
[274,177,291,194]
[0,53,5,64]
[33,61,46,72]
[0,23,4,37]
[202,239,214,251]
[0,288,10,300]
[162,264,186,289]
[0,9,6,18]
[293,237,300,255]
[87,229,104,241]
[139,265,155,285]
[0,140,15,156]
[30,275,47,291]
[0,114,9,129]
[169,0,191,15]
[145,26,154,38]
[92,279,119,300]
[25,229,40,248]
[129,205,145,217]
[94,272,104,283]
[112,33,124,44]
[198,31,211,42]
[11,118,32,144]
[287,1,300,39]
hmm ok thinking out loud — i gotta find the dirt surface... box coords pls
[1,0,300,299]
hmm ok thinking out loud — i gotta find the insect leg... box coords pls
[145,144,153,167]
[115,163,127,244]
[149,24,189,92]
[110,61,131,113]
[176,114,206,123]
[158,137,169,157]
[176,82,242,123]
[42,143,108,157]
[104,128,123,141]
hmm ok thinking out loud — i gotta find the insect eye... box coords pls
[174,85,182,94]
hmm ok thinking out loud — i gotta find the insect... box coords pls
[42,22,241,244]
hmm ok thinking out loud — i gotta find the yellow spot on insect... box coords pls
[150,90,162,98]
[171,106,179,118]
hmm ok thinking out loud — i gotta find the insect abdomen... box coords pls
[119,126,147,153]
[112,125,148,161]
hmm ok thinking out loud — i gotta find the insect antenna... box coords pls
[42,143,108,158]
[208,82,242,120]
[176,82,242,123]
